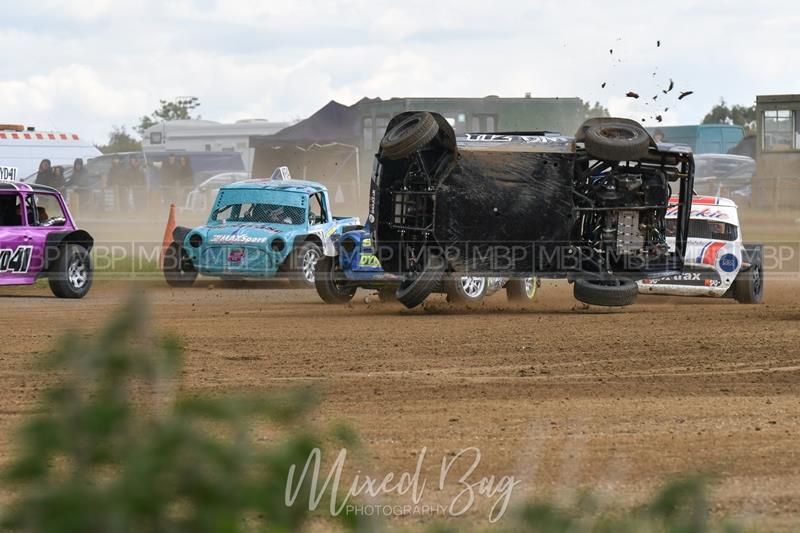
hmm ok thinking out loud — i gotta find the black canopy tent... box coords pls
[250,100,366,212]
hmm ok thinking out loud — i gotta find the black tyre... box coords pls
[734,262,763,304]
[583,122,650,161]
[380,112,439,160]
[506,277,539,304]
[163,242,197,288]
[315,256,357,304]
[445,276,487,304]
[48,244,93,299]
[395,256,447,309]
[573,278,638,307]
[288,240,322,288]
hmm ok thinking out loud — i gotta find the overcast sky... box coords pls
[1,0,799,143]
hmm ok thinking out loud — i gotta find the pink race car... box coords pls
[0,182,93,298]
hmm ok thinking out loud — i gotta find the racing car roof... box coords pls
[0,182,60,194]
[667,195,739,224]
[221,179,327,195]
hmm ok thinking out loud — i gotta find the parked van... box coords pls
[0,124,101,181]
[648,124,744,154]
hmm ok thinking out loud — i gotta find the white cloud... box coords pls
[1,0,799,142]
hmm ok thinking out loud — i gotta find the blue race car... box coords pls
[163,167,360,287]
[314,224,538,304]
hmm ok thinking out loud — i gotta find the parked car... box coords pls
[693,154,754,203]
[163,167,360,287]
[184,172,250,212]
[0,181,93,298]
[315,224,539,304]
[638,195,763,303]
[368,112,695,308]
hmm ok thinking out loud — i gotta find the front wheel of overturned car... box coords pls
[289,240,322,288]
[49,244,93,299]
[506,277,539,304]
[395,257,447,309]
[573,278,638,307]
[380,112,440,160]
[583,122,651,162]
[315,256,357,304]
[163,242,197,288]
[734,262,763,304]
[445,276,487,304]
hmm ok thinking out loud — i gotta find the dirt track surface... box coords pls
[1,279,799,529]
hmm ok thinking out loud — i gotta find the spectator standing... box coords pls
[127,155,147,209]
[70,158,88,188]
[50,166,67,192]
[35,159,53,186]
[107,156,129,211]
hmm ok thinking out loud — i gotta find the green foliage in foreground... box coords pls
[2,295,360,533]
[508,477,744,533]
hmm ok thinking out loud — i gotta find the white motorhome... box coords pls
[142,119,290,173]
[0,124,101,181]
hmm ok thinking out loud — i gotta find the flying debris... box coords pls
[657,40,661,47]
[610,49,613,54]
[641,118,647,123]
[626,91,640,99]
[656,115,663,122]
[664,107,670,112]
[653,95,658,100]
[662,79,674,94]
[678,91,694,100]
[601,82,607,88]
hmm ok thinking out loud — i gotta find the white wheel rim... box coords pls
[68,257,88,289]
[524,277,537,299]
[302,249,319,283]
[460,276,486,298]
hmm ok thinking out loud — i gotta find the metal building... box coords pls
[754,94,800,207]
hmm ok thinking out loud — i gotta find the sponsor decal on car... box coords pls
[210,234,268,244]
[719,253,739,273]
[358,253,381,268]
[0,246,32,273]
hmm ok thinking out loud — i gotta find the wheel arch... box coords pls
[43,230,94,273]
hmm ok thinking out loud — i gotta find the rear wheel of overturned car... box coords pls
[573,278,638,307]
[733,262,763,304]
[395,254,447,309]
[49,244,93,299]
[163,242,197,288]
[315,256,357,304]
[380,112,440,160]
[445,276,488,304]
[506,277,539,304]
[289,240,322,288]
[583,122,651,162]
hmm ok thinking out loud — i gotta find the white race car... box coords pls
[638,195,763,303]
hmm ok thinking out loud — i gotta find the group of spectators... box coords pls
[35,158,84,191]
[34,153,195,211]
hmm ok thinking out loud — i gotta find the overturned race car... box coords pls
[164,168,360,287]
[638,195,763,303]
[367,112,695,308]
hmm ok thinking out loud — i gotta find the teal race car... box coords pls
[163,167,360,287]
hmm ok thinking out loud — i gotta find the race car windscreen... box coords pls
[212,202,306,225]
[666,219,738,241]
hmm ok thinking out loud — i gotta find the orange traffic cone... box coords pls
[160,203,177,268]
